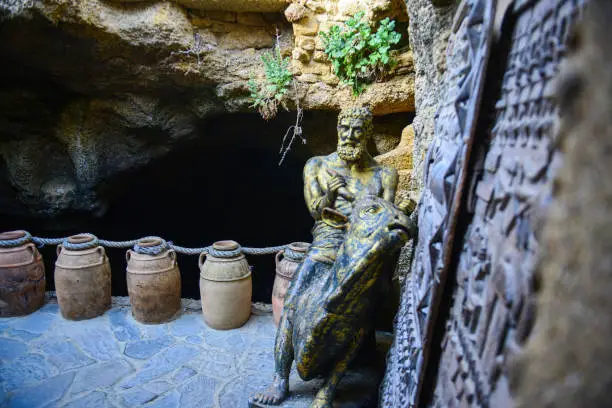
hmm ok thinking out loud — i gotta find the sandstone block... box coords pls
[318,21,337,34]
[296,61,329,75]
[374,125,415,171]
[236,13,266,26]
[313,50,328,63]
[297,36,316,51]
[293,14,320,36]
[305,0,326,13]
[292,47,312,63]
[284,3,308,22]
[321,73,340,85]
[297,73,320,84]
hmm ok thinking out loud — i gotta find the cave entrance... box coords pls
[1,110,412,303]
[95,112,316,302]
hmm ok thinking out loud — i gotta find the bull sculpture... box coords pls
[251,195,417,408]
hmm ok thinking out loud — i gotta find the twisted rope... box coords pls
[283,246,308,262]
[133,237,169,256]
[18,232,295,258]
[0,231,32,248]
[99,239,140,248]
[242,245,288,255]
[206,246,243,258]
[32,237,66,247]
[62,234,99,251]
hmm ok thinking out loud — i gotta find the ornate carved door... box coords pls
[382,0,587,406]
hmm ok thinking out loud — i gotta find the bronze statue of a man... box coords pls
[303,106,399,265]
[250,107,414,408]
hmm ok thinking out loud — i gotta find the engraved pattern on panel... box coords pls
[431,1,586,407]
[381,0,495,405]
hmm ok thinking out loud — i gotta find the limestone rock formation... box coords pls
[405,0,458,194]
[0,0,414,218]
[375,124,414,196]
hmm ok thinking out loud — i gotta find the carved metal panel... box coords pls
[431,0,586,407]
[381,0,496,406]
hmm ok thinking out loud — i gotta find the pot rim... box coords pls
[212,240,239,251]
[138,238,163,248]
[0,230,27,240]
[68,234,96,244]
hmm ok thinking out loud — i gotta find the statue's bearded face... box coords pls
[337,116,368,162]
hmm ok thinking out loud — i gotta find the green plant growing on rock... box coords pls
[249,39,293,121]
[249,31,305,166]
[320,11,402,96]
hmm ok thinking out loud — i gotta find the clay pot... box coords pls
[126,238,181,324]
[272,242,309,326]
[199,240,251,330]
[54,234,111,320]
[0,230,46,317]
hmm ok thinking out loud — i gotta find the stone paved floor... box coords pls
[0,301,280,408]
[0,300,384,408]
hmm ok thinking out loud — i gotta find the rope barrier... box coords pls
[0,231,299,258]
[61,234,99,251]
[283,246,307,262]
[133,237,169,256]
[0,231,33,248]
[242,245,289,256]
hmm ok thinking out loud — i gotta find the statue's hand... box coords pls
[326,169,355,202]
[327,170,346,197]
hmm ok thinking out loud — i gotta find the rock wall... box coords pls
[406,0,457,195]
[286,0,414,114]
[375,124,414,198]
[0,0,414,218]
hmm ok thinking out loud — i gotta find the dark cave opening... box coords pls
[0,111,329,303]
[1,110,412,304]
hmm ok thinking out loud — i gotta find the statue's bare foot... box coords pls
[250,376,289,406]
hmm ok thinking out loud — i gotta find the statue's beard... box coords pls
[337,144,363,161]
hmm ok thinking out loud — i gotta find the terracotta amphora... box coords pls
[126,238,181,324]
[199,240,251,330]
[54,234,111,320]
[0,230,45,317]
[272,242,309,326]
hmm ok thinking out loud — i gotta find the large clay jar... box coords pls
[126,238,181,324]
[54,234,111,320]
[272,242,309,326]
[199,240,251,330]
[0,230,46,317]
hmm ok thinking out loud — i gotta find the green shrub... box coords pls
[320,11,402,95]
[249,44,293,120]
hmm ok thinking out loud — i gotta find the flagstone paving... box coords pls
[0,301,383,408]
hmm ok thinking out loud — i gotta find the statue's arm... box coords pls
[304,157,332,220]
[381,166,399,203]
